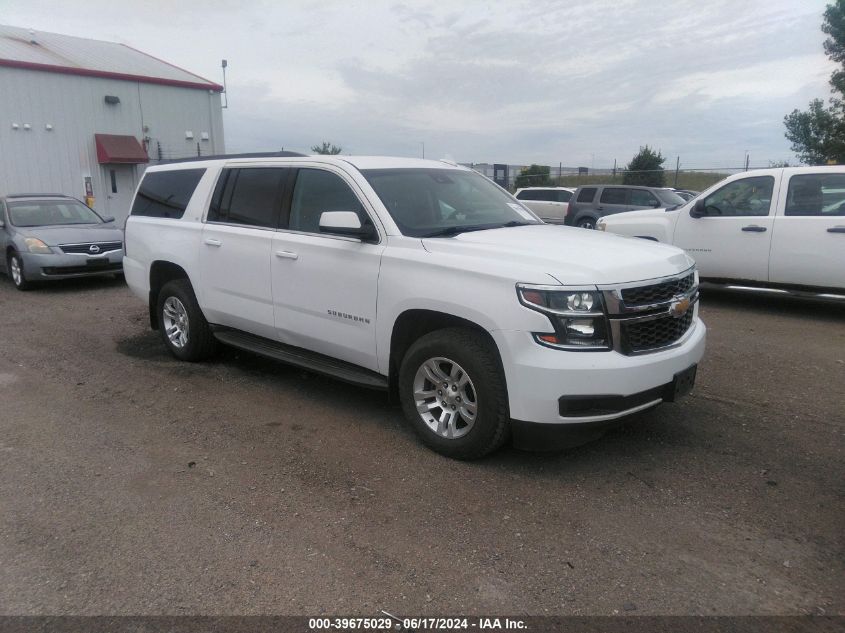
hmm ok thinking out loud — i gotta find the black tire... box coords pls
[577,217,596,230]
[7,250,32,291]
[398,327,510,459]
[156,279,217,361]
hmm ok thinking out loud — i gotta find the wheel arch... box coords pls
[148,261,192,330]
[387,309,507,401]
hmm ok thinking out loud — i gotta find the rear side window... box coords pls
[600,188,628,205]
[208,168,287,228]
[556,190,572,202]
[785,173,845,216]
[515,190,533,200]
[576,187,597,203]
[131,168,205,219]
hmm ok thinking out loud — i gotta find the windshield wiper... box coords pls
[420,220,532,238]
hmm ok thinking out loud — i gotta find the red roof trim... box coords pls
[0,58,224,92]
[95,133,149,164]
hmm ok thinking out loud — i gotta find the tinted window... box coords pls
[131,168,205,219]
[576,187,597,203]
[208,168,286,228]
[556,190,572,203]
[515,190,535,200]
[785,173,845,216]
[289,169,364,233]
[600,188,628,205]
[703,176,774,217]
[629,189,659,207]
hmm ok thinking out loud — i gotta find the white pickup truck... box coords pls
[124,155,705,459]
[598,167,845,298]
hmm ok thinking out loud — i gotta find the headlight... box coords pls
[24,238,51,254]
[517,285,611,350]
[597,220,607,231]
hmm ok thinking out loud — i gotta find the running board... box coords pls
[211,328,389,390]
[701,281,845,302]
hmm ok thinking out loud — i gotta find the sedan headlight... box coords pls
[517,285,611,350]
[24,238,51,254]
[596,220,607,231]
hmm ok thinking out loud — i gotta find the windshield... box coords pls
[656,189,687,207]
[8,199,103,227]
[361,168,541,237]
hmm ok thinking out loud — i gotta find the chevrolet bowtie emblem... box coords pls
[669,296,691,318]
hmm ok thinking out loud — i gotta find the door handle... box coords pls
[827,226,845,233]
[741,225,767,232]
[275,250,299,260]
[203,238,222,247]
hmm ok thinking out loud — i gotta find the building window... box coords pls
[110,170,118,194]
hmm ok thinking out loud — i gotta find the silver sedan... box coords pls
[0,194,124,290]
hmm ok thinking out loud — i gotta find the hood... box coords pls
[421,224,693,286]
[601,207,669,222]
[19,223,124,246]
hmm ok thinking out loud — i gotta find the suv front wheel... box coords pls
[156,279,217,361]
[577,217,596,230]
[398,328,509,459]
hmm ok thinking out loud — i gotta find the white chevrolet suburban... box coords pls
[124,155,706,459]
[598,167,845,299]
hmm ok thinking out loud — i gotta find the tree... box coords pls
[784,1,845,165]
[623,146,665,187]
[311,141,343,155]
[514,164,552,189]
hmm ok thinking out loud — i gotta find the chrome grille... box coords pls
[59,241,123,255]
[622,311,694,353]
[621,271,695,306]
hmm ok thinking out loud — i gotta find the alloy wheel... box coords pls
[412,357,478,439]
[162,296,190,348]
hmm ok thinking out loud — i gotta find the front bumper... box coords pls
[491,314,706,426]
[20,250,124,280]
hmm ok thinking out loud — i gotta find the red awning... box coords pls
[94,134,148,164]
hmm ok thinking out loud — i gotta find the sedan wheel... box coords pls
[7,252,31,290]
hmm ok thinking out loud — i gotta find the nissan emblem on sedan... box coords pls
[89,244,101,254]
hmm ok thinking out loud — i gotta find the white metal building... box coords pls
[0,24,225,221]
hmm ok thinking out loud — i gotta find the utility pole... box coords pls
[420,142,425,159]
[612,159,617,179]
[674,156,680,187]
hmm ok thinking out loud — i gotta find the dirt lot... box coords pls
[0,277,842,616]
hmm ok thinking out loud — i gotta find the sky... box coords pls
[1,0,836,168]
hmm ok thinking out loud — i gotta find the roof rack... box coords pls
[4,193,74,199]
[157,151,306,164]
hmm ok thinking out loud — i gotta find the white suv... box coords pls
[124,155,706,459]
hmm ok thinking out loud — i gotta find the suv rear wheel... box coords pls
[156,279,217,361]
[398,327,509,459]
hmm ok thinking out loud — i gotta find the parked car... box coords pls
[597,167,845,297]
[0,194,124,290]
[514,187,574,223]
[123,156,705,459]
[566,185,687,229]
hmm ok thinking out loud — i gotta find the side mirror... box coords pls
[689,199,706,218]
[102,215,115,223]
[319,211,377,241]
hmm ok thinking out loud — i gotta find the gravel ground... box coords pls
[0,276,842,616]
